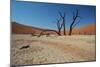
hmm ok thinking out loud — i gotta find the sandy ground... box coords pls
[11,34,96,65]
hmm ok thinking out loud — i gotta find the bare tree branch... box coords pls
[59,11,63,18]
[69,9,81,36]
[72,20,80,29]
[38,29,59,37]
[58,11,67,35]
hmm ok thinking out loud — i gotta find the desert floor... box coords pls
[11,34,96,65]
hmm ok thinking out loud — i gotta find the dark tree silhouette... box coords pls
[38,11,67,37]
[38,12,66,37]
[38,18,63,37]
[56,18,63,36]
[59,12,66,35]
[69,9,81,35]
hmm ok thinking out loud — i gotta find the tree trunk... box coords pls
[69,26,72,36]
[58,29,61,36]
[63,19,66,35]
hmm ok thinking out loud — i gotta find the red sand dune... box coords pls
[72,24,96,35]
[12,22,43,34]
[12,22,56,35]
[12,22,96,35]
[79,24,96,35]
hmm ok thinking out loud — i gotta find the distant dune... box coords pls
[12,22,96,35]
[12,22,45,34]
[71,24,96,35]
[79,24,96,35]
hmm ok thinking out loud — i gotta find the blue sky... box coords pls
[11,0,96,30]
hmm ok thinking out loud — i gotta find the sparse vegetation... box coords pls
[11,34,96,65]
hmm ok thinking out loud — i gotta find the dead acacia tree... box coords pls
[38,19,63,37]
[59,11,66,35]
[38,12,66,37]
[38,29,60,37]
[56,18,63,36]
[69,9,81,36]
